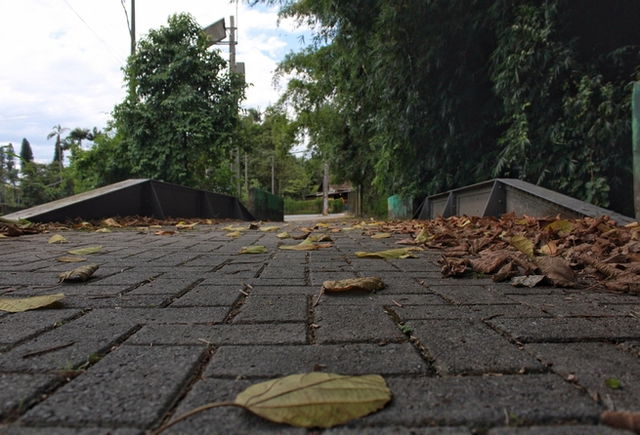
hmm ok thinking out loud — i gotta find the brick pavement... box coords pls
[1,221,639,434]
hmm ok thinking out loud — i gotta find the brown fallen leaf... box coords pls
[322,277,385,293]
[102,218,122,227]
[154,230,176,236]
[0,293,65,312]
[176,222,198,230]
[226,231,242,238]
[239,246,268,254]
[154,373,391,433]
[68,245,102,255]
[601,410,640,432]
[58,264,99,282]
[535,256,576,287]
[439,256,470,277]
[493,261,519,282]
[470,250,511,274]
[355,248,422,259]
[604,273,640,293]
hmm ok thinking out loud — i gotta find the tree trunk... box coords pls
[322,161,329,216]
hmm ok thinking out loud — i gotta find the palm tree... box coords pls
[47,124,69,170]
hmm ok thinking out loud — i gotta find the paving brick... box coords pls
[0,373,58,419]
[506,295,630,317]
[251,277,308,286]
[248,284,317,296]
[62,294,172,309]
[356,374,599,427]
[525,342,640,410]
[127,323,306,345]
[169,285,242,307]
[125,277,201,295]
[99,307,228,324]
[392,304,548,320]
[309,271,359,286]
[489,317,640,342]
[325,427,473,435]
[205,343,429,377]
[0,311,138,371]
[409,319,541,375]
[2,427,143,435]
[315,305,404,344]
[428,285,511,304]
[93,271,161,286]
[487,425,631,434]
[0,309,82,350]
[22,345,205,427]
[233,295,307,323]
[259,267,307,279]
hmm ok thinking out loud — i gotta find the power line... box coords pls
[61,0,121,63]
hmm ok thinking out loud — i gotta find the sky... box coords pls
[0,0,310,163]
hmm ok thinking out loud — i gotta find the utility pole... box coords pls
[244,152,248,197]
[130,0,136,56]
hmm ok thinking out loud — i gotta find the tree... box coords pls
[20,138,33,163]
[258,0,639,216]
[47,124,69,169]
[113,13,245,188]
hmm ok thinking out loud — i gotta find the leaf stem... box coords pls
[151,401,242,434]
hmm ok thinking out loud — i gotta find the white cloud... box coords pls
[0,0,311,162]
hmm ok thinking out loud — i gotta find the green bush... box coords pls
[284,197,345,214]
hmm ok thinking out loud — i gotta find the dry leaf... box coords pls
[233,373,390,428]
[56,256,87,263]
[276,232,291,239]
[260,226,281,232]
[58,264,99,282]
[95,228,112,233]
[440,256,470,277]
[102,218,122,227]
[0,293,65,312]
[226,231,242,238]
[544,219,574,236]
[154,230,175,236]
[493,262,519,282]
[223,225,247,232]
[415,228,432,243]
[323,277,385,293]
[510,235,534,259]
[155,373,391,434]
[280,243,321,251]
[355,248,422,259]
[239,246,267,254]
[470,250,511,274]
[176,222,198,230]
[48,234,68,244]
[539,240,558,256]
[371,233,392,239]
[601,410,640,432]
[535,256,576,287]
[68,245,102,255]
[511,275,546,288]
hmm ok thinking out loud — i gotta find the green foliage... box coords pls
[263,0,638,216]
[113,13,245,188]
[19,138,33,163]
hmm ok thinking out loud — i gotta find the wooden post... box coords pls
[633,82,640,219]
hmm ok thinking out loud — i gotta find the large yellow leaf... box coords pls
[102,218,122,227]
[68,245,102,255]
[235,373,391,428]
[355,247,422,259]
[0,293,65,312]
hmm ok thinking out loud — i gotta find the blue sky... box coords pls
[0,0,311,163]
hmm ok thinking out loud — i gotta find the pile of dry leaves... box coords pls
[382,214,639,293]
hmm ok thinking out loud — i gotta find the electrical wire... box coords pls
[61,0,121,63]
[120,0,131,33]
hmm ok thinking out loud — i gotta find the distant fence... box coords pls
[248,188,284,221]
[284,197,345,215]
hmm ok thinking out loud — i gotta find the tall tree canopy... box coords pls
[266,0,640,215]
[113,13,245,188]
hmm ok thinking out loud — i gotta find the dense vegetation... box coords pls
[265,0,640,215]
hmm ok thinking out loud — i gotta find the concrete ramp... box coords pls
[416,178,634,225]
[2,179,255,222]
